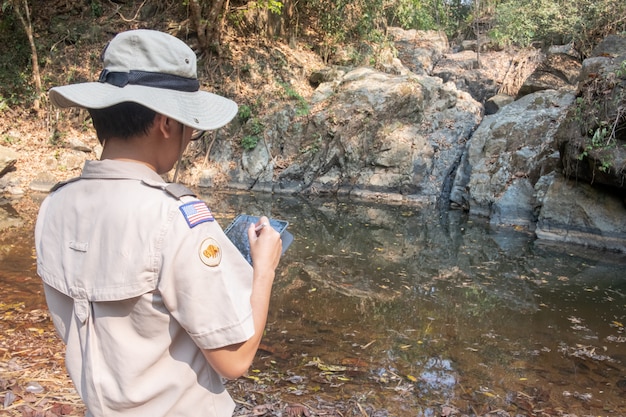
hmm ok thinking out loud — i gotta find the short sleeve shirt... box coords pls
[35,159,255,417]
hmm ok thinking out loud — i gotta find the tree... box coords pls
[188,0,229,53]
[487,0,626,56]
[2,0,42,111]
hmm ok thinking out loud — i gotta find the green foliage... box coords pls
[488,0,626,53]
[0,6,33,105]
[237,103,264,150]
[90,1,103,17]
[386,0,469,33]
[241,135,260,150]
[299,134,323,155]
[253,0,283,14]
[0,20,34,106]
[488,0,576,47]
[616,61,626,78]
[573,61,626,172]
[296,0,471,61]
[0,96,8,113]
[277,80,309,117]
[241,117,264,151]
[238,104,253,122]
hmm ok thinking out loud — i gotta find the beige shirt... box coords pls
[35,159,255,417]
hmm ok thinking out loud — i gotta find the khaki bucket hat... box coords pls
[49,29,238,131]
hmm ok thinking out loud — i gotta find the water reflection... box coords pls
[1,191,625,415]
[195,191,626,415]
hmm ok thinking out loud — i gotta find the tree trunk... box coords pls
[189,0,227,54]
[188,0,208,49]
[205,0,227,51]
[12,0,42,111]
[473,0,481,69]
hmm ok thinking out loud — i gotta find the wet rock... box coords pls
[536,176,626,252]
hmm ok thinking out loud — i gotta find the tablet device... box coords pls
[224,214,293,264]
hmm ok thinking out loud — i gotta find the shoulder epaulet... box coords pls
[164,183,197,199]
[50,177,82,192]
[141,180,197,200]
[142,180,212,227]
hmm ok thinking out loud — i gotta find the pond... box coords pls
[1,191,625,416]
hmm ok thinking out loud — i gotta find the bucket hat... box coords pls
[49,29,238,131]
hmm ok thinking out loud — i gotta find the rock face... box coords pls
[387,28,449,75]
[517,53,581,97]
[451,89,577,226]
[215,66,482,205]
[536,176,626,252]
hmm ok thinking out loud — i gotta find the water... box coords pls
[1,191,625,416]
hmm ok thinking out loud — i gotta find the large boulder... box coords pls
[202,66,482,205]
[387,28,449,75]
[277,67,482,204]
[451,89,577,225]
[536,176,626,252]
[517,53,581,98]
[433,50,516,103]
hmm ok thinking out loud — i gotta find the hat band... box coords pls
[98,69,200,92]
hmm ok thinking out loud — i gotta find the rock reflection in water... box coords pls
[204,191,625,415]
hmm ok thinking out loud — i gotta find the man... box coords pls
[35,29,282,416]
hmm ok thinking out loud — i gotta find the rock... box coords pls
[29,172,59,193]
[517,53,581,98]
[484,93,514,115]
[452,89,576,225]
[548,43,578,58]
[0,203,22,231]
[58,150,88,171]
[5,186,24,196]
[272,67,481,204]
[67,137,93,153]
[242,139,274,187]
[387,28,449,75]
[432,49,516,103]
[590,34,626,57]
[536,176,626,252]
[309,66,348,87]
[0,145,18,178]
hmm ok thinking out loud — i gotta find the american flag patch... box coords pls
[179,201,214,228]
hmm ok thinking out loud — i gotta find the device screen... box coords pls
[224,214,291,264]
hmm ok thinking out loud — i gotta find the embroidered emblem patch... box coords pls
[179,201,214,228]
[199,237,222,267]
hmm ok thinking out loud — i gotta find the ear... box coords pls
[154,114,176,139]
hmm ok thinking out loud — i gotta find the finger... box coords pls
[247,221,258,242]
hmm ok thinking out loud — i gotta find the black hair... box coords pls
[88,102,157,144]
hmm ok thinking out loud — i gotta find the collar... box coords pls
[81,159,166,183]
